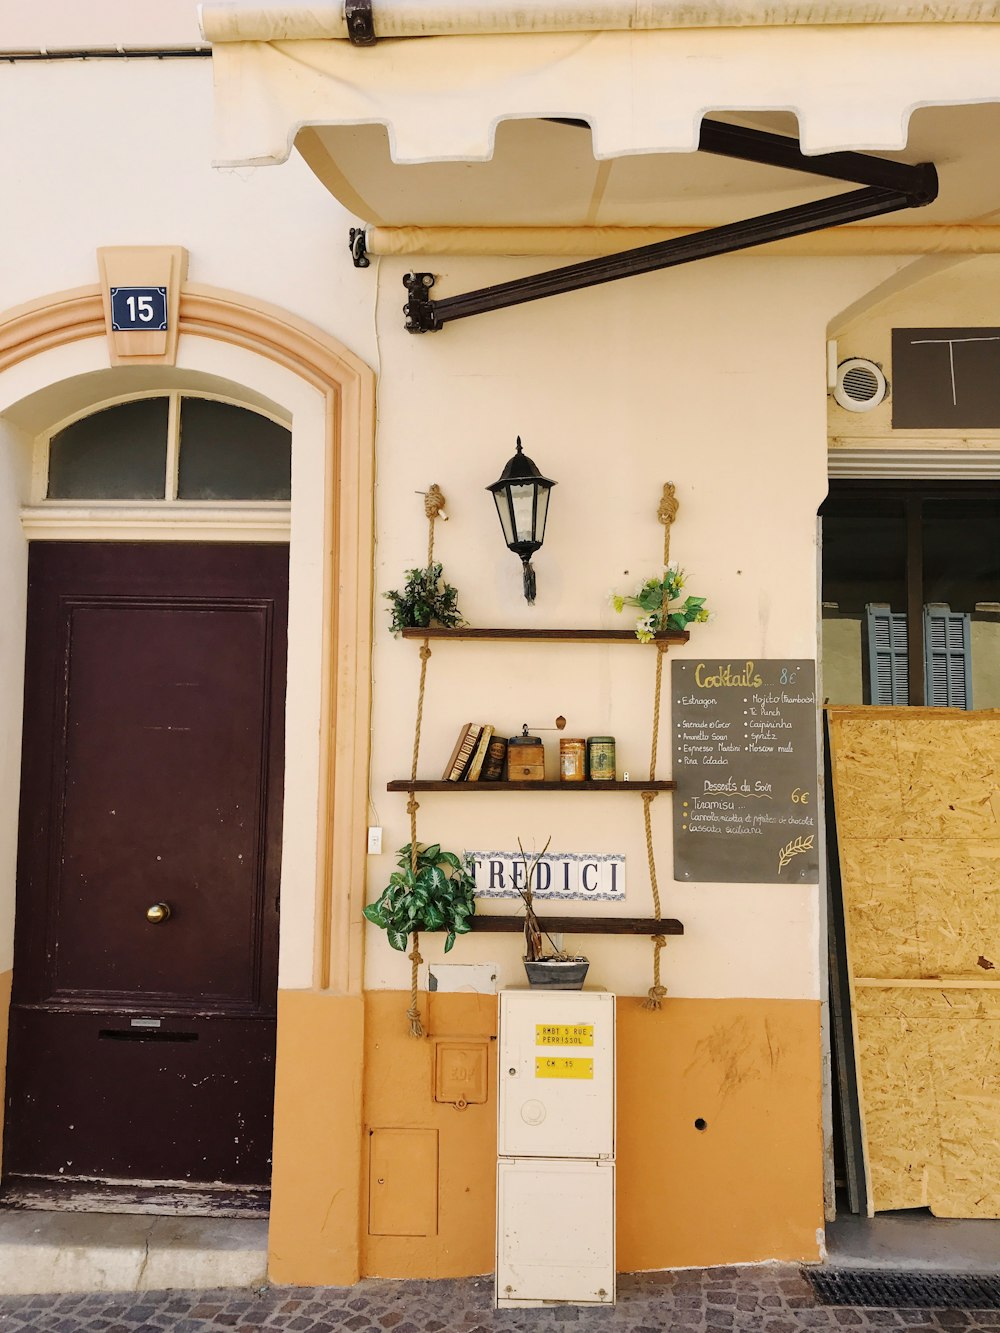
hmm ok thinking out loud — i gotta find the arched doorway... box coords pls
[0,290,374,1244]
[5,392,293,1210]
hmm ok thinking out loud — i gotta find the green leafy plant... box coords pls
[364,842,476,952]
[385,563,465,634]
[610,562,710,642]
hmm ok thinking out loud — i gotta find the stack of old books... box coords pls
[442,724,508,782]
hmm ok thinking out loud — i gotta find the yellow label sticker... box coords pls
[535,1024,594,1047]
[535,1057,594,1080]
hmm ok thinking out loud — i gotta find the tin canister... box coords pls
[559,737,587,783]
[587,736,616,781]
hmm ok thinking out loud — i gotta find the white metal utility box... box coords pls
[495,990,616,1309]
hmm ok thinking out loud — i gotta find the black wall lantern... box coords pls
[486,437,556,604]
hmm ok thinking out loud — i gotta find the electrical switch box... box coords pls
[496,990,616,1308]
[497,990,614,1160]
[496,1158,615,1307]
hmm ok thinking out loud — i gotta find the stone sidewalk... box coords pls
[0,1266,998,1333]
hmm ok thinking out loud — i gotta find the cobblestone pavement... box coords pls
[2,1267,1000,1333]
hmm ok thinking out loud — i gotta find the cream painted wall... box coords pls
[829,253,1000,442]
[365,251,905,1001]
[0,59,376,372]
[0,0,202,48]
[0,51,929,1005]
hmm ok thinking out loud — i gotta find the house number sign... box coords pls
[110,286,168,331]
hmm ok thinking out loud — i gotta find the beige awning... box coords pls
[204,23,1000,167]
[200,0,1000,42]
[200,4,1000,234]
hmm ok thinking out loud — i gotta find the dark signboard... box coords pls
[672,659,819,884]
[892,327,1000,428]
[109,286,168,332]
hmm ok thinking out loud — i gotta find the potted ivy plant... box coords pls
[384,563,465,634]
[364,841,476,953]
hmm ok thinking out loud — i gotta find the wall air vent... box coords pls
[834,358,888,413]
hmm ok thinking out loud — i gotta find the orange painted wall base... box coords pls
[362,989,499,1280]
[268,989,365,1287]
[616,997,824,1269]
[350,992,823,1280]
[259,989,824,1285]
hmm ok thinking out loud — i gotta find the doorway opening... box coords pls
[820,477,1000,1269]
[821,480,1000,712]
[2,393,293,1217]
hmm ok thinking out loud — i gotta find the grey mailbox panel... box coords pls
[672,659,819,885]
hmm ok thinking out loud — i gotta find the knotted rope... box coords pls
[424,483,447,531]
[403,485,446,1038]
[406,932,425,1038]
[642,483,678,1012]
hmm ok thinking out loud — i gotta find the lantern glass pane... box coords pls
[493,489,515,546]
[510,482,536,543]
[534,485,551,543]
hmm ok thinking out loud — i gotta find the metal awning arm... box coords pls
[401,171,938,333]
[546,116,931,195]
[696,120,934,195]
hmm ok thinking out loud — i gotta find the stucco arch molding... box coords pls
[0,283,375,997]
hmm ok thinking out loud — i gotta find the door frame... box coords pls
[0,285,374,1281]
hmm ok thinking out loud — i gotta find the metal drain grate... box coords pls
[804,1269,1000,1309]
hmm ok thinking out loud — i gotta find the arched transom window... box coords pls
[44,394,291,503]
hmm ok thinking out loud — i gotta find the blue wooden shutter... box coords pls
[864,604,908,705]
[923,604,972,709]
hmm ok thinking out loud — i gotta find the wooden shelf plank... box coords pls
[471,915,684,936]
[400,627,689,644]
[387,780,676,792]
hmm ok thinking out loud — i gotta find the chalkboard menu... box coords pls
[892,327,1000,428]
[672,659,819,885]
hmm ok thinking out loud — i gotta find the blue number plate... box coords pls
[110,287,168,331]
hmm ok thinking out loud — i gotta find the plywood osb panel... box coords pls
[828,707,1000,1217]
[855,987,1000,1217]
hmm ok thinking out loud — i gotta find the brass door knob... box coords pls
[145,902,172,924]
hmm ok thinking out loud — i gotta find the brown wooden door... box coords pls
[3,543,287,1195]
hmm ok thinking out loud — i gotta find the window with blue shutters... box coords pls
[923,605,973,709]
[864,605,909,705]
[863,604,972,707]
[822,484,998,709]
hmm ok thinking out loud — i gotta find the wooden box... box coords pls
[507,735,545,782]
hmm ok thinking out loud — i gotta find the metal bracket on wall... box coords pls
[404,271,437,331]
[349,227,370,268]
[384,119,938,333]
[345,0,377,46]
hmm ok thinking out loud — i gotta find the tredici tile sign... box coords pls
[470,851,625,900]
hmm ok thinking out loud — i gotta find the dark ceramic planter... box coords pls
[523,957,590,990]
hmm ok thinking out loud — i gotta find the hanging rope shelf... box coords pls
[401,482,448,1037]
[639,482,680,1011]
[391,481,688,1032]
